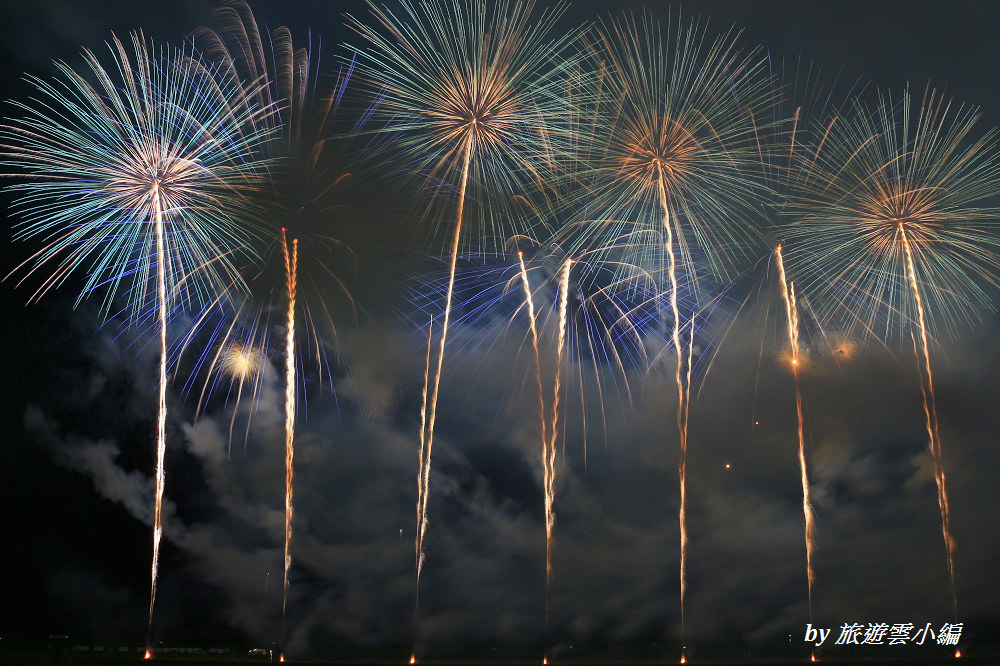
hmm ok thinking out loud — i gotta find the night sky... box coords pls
[2,0,999,661]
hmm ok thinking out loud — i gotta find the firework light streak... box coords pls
[657,170,691,636]
[900,223,955,615]
[416,134,475,598]
[775,244,817,619]
[416,313,433,600]
[517,252,550,590]
[281,228,298,642]
[546,259,572,585]
[149,186,167,636]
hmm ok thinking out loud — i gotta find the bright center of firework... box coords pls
[409,655,416,665]
[220,342,264,380]
[144,650,152,660]
[725,463,731,469]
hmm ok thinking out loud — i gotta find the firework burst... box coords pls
[782,83,1000,617]
[0,30,271,642]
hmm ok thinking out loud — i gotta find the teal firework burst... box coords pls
[346,0,582,250]
[2,31,272,317]
[585,10,773,292]
[780,84,1000,343]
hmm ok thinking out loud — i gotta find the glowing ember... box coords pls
[543,658,548,665]
[410,655,416,665]
[811,654,817,662]
[279,655,285,663]
[955,649,962,658]
[725,463,731,469]
[679,655,686,664]
[144,650,152,660]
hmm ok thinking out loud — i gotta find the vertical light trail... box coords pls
[415,314,433,607]
[899,223,957,617]
[775,244,816,621]
[281,228,298,649]
[656,166,689,644]
[417,132,476,601]
[546,259,572,590]
[147,183,166,648]
[517,252,550,618]
[518,252,549,475]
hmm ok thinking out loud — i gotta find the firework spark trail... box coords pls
[775,244,817,619]
[148,185,166,641]
[899,224,957,617]
[656,169,689,637]
[546,259,572,586]
[517,252,552,618]
[518,252,548,471]
[415,314,433,604]
[281,229,298,642]
[416,134,476,600]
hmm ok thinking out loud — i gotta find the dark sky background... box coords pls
[1,0,1000,661]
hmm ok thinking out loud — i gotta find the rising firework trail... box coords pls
[547,259,572,589]
[281,228,298,644]
[517,251,558,620]
[0,31,270,644]
[900,224,954,614]
[416,313,433,604]
[415,134,474,596]
[517,253,550,593]
[775,244,817,619]
[348,0,580,606]
[149,186,167,638]
[656,170,691,637]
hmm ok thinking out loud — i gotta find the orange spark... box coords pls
[955,649,962,658]
[410,655,416,665]
[144,649,152,660]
